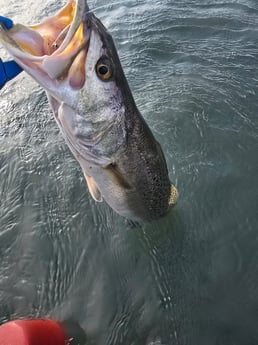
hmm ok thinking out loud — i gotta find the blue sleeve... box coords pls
[0,16,23,89]
[0,16,13,29]
[0,59,7,87]
[0,59,23,89]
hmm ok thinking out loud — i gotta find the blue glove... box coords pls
[0,15,23,89]
[0,15,13,29]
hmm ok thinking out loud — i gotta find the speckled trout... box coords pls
[0,0,178,222]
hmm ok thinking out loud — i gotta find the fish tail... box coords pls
[169,183,178,206]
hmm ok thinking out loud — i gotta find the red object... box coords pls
[0,319,67,345]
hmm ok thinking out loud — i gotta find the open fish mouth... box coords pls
[0,0,91,92]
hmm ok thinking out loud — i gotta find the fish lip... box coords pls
[0,0,92,92]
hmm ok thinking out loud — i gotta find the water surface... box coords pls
[0,1,258,344]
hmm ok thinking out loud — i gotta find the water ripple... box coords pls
[0,1,258,344]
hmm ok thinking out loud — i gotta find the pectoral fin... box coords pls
[103,164,131,190]
[169,184,178,206]
[84,174,102,202]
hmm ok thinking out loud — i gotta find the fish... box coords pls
[0,0,178,222]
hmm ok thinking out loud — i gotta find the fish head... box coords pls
[0,0,131,117]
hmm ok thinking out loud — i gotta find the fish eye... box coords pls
[96,57,112,81]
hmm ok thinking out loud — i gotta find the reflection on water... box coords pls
[0,0,258,344]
